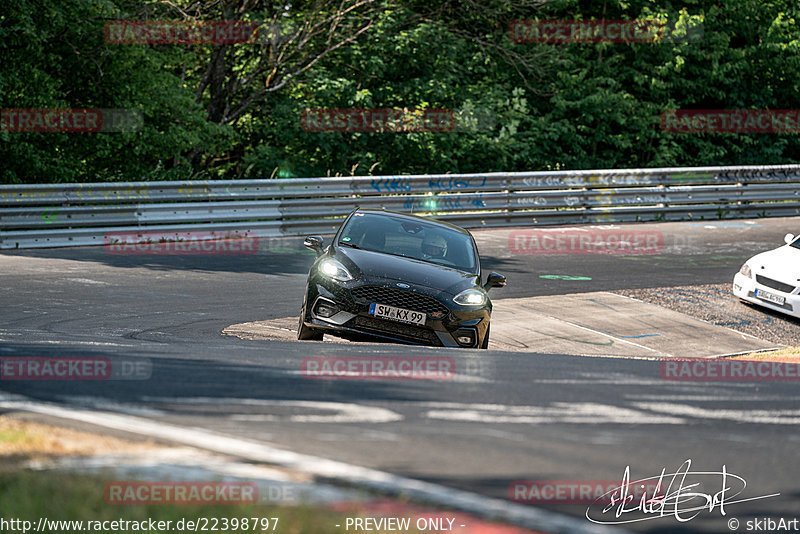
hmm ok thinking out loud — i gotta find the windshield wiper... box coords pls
[338,241,363,249]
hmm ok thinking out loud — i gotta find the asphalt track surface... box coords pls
[2,217,800,533]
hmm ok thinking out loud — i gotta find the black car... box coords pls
[297,209,505,348]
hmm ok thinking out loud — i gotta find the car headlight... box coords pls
[739,263,752,278]
[318,258,352,281]
[453,288,487,306]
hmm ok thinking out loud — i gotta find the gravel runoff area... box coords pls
[615,283,800,347]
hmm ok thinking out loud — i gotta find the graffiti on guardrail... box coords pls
[515,195,582,206]
[519,174,661,188]
[368,177,411,193]
[401,195,486,211]
[592,193,666,204]
[515,196,550,206]
[516,169,800,188]
[367,175,489,193]
[428,176,487,191]
[0,188,154,201]
[3,165,800,249]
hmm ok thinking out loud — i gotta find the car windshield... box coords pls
[338,213,477,272]
[791,236,800,249]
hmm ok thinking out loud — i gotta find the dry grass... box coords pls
[732,346,800,362]
[0,417,372,534]
[0,415,160,467]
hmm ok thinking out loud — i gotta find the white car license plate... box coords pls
[755,288,785,305]
[369,303,426,325]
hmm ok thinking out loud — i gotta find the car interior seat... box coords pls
[362,225,386,249]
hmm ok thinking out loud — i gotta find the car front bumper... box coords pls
[303,278,490,348]
[732,272,800,319]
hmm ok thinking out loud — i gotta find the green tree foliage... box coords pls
[0,0,229,183]
[1,0,798,183]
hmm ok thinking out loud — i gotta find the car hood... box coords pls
[749,245,800,284]
[334,246,480,295]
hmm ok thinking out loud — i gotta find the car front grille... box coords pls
[353,316,442,346]
[756,274,796,294]
[350,285,450,316]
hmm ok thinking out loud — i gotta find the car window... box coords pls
[339,213,477,272]
[791,236,800,249]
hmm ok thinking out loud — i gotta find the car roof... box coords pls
[352,209,473,236]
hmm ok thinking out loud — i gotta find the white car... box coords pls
[733,233,800,319]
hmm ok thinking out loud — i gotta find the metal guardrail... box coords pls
[1,165,800,249]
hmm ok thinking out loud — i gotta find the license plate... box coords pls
[369,303,426,325]
[755,288,785,305]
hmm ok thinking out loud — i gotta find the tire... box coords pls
[480,324,490,349]
[297,312,323,341]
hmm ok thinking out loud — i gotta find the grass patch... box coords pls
[0,417,471,534]
[0,416,159,466]
[0,470,354,534]
[0,428,33,446]
[0,418,355,532]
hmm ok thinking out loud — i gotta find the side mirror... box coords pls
[785,233,795,245]
[483,272,506,291]
[304,235,324,256]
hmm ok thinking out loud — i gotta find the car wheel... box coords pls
[297,312,323,341]
[480,325,490,349]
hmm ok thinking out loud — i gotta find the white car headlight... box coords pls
[739,263,752,278]
[453,288,487,306]
[318,258,352,281]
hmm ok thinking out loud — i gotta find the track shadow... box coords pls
[0,238,318,275]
